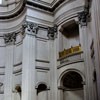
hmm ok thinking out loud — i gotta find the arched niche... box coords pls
[15,85,21,93]
[61,71,83,90]
[59,70,84,100]
[37,84,47,94]
[59,20,80,50]
[36,83,48,100]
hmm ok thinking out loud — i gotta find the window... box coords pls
[0,0,2,4]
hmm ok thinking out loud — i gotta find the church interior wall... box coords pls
[0,0,100,100]
[36,69,50,87]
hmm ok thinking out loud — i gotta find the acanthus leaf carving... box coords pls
[47,24,58,40]
[4,32,17,45]
[22,21,39,35]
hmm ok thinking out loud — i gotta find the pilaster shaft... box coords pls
[48,25,58,100]
[22,22,38,100]
[4,32,17,100]
[92,0,100,99]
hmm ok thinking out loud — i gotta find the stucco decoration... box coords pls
[47,24,57,40]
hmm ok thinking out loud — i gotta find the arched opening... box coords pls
[58,20,82,64]
[61,71,84,100]
[37,84,47,94]
[37,84,48,100]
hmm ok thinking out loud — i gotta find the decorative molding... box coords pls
[27,0,66,12]
[36,66,50,70]
[4,32,17,45]
[36,59,50,63]
[0,0,26,19]
[14,62,22,67]
[57,59,84,69]
[47,24,57,40]
[58,86,83,91]
[54,6,84,25]
[22,21,39,36]
[13,68,22,74]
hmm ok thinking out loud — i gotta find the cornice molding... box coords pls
[54,6,84,25]
[27,0,66,12]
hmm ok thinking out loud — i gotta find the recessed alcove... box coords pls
[37,84,48,100]
[37,84,47,94]
[61,71,84,100]
[58,20,83,63]
[60,20,80,50]
[62,71,83,89]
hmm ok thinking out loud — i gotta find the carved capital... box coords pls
[22,21,38,35]
[47,25,58,40]
[78,7,90,26]
[4,32,17,45]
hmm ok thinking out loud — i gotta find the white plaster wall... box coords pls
[38,91,48,100]
[0,75,4,92]
[36,29,49,61]
[14,44,22,65]
[36,40,49,61]
[36,69,50,86]
[26,8,54,26]
[64,90,84,100]
[0,94,4,100]
[0,12,26,34]
[0,0,20,12]
[0,47,5,67]
[0,37,5,67]
[62,34,79,49]
[58,32,63,51]
[40,0,54,3]
[13,74,22,91]
[54,0,84,19]
[37,28,48,39]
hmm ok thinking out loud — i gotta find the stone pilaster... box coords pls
[92,0,100,99]
[4,32,17,100]
[78,8,95,100]
[48,25,58,100]
[22,22,38,100]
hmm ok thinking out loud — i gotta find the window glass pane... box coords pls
[0,0,2,4]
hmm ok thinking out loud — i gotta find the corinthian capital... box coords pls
[78,7,90,26]
[47,25,58,40]
[4,32,17,45]
[22,21,38,35]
